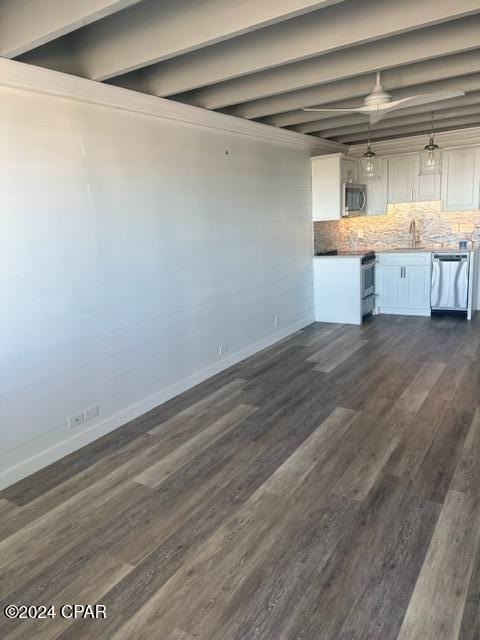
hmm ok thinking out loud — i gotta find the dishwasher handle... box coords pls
[433,254,469,262]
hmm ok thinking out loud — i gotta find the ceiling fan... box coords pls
[303,71,465,125]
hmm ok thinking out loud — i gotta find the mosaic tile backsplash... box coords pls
[314,201,480,253]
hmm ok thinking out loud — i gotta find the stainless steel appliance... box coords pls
[361,251,376,298]
[431,252,471,312]
[342,183,367,217]
[360,251,376,316]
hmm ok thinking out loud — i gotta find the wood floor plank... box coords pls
[397,490,480,640]
[385,394,450,480]
[4,552,132,640]
[451,408,480,498]
[412,408,473,504]
[147,378,247,436]
[336,493,440,640]
[458,537,480,640]
[393,360,446,415]
[333,400,411,500]
[136,403,257,488]
[278,474,414,640]
[3,315,480,639]
[310,336,368,373]
[109,407,358,640]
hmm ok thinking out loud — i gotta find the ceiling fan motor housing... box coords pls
[364,82,392,106]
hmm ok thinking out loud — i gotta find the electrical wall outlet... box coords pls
[67,403,100,429]
[84,404,100,421]
[218,344,229,356]
[67,412,85,429]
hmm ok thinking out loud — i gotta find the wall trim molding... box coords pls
[347,126,480,157]
[0,57,346,155]
[0,315,314,490]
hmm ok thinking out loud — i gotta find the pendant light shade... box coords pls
[420,136,442,175]
[420,114,442,175]
[360,139,380,181]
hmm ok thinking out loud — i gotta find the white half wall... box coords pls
[0,59,323,489]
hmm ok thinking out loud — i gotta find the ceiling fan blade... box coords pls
[367,90,466,126]
[381,90,466,113]
[303,107,364,113]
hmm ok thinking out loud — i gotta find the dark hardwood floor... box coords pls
[1,314,480,639]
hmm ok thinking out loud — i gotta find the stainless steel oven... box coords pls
[361,252,376,299]
[342,183,367,217]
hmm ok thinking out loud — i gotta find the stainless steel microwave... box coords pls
[342,183,367,217]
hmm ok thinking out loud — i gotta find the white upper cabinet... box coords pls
[342,158,359,184]
[386,152,441,204]
[311,153,359,221]
[417,171,441,202]
[441,148,480,211]
[387,154,419,204]
[363,157,388,216]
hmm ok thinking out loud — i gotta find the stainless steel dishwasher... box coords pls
[431,252,471,311]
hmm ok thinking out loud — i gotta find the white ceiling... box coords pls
[2,0,480,145]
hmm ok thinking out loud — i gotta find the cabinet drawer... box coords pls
[378,252,431,266]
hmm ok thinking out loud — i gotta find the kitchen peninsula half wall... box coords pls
[314,201,480,254]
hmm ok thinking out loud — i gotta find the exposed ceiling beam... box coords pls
[235,58,480,122]
[174,17,480,109]
[294,91,480,133]
[333,115,480,144]
[33,0,345,82]
[318,105,480,139]
[0,0,141,58]
[118,0,480,98]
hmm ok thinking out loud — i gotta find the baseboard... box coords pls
[0,315,314,490]
[378,307,431,317]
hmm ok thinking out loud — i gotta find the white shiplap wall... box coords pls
[0,72,315,488]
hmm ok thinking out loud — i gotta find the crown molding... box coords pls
[347,126,480,157]
[0,57,346,156]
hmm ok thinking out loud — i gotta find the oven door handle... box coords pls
[359,188,367,212]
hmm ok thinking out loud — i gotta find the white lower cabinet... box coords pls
[377,252,431,316]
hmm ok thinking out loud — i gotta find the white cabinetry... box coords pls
[386,153,441,204]
[417,172,441,202]
[377,252,431,316]
[311,153,359,221]
[442,148,480,211]
[363,158,388,215]
[342,157,359,183]
[387,154,419,204]
[313,256,363,325]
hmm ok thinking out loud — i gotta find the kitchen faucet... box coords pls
[409,220,420,248]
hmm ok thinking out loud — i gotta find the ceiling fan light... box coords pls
[420,136,442,176]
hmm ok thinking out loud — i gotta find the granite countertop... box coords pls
[314,246,476,257]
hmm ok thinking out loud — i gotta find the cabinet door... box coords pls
[380,265,403,308]
[442,148,480,211]
[342,158,358,184]
[417,172,441,202]
[366,158,388,215]
[311,155,342,220]
[404,265,431,310]
[387,154,418,204]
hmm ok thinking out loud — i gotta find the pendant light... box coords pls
[420,113,442,175]
[360,127,380,181]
